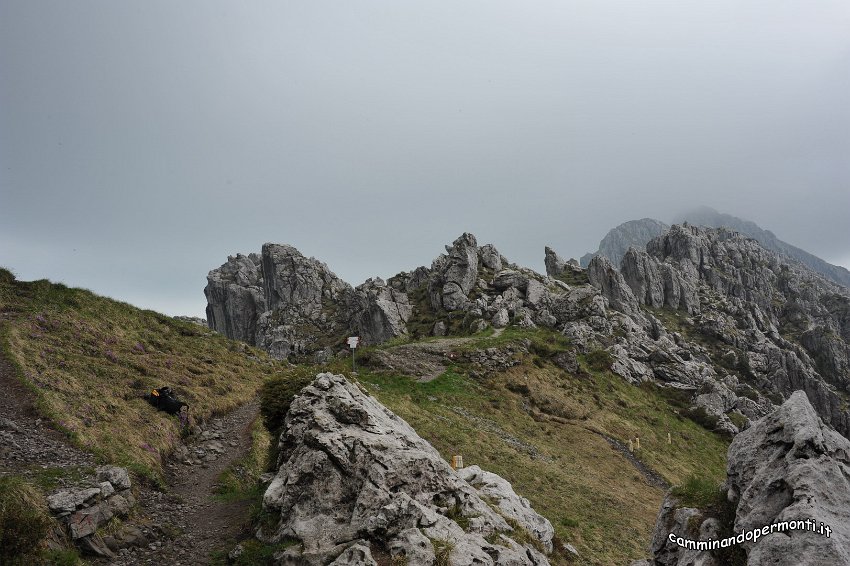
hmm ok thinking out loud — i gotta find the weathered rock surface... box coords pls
[350,278,412,345]
[429,233,480,312]
[260,372,554,565]
[580,218,669,268]
[207,225,850,443]
[544,246,568,278]
[206,245,412,358]
[677,206,850,288]
[726,391,850,565]
[44,465,135,560]
[645,392,850,566]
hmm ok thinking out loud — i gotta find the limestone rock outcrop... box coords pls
[428,233,480,312]
[206,245,412,358]
[207,225,850,442]
[46,466,136,558]
[544,246,567,278]
[645,391,850,566]
[725,391,850,565]
[580,218,669,268]
[678,206,850,288]
[261,373,554,565]
[350,278,412,345]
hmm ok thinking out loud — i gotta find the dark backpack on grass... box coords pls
[145,386,188,416]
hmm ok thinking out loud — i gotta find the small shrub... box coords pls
[259,369,316,436]
[224,538,300,566]
[683,406,720,431]
[0,476,53,564]
[585,349,613,373]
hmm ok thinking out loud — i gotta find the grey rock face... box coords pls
[580,218,669,268]
[678,206,850,288]
[726,391,850,565]
[97,465,131,491]
[456,465,554,552]
[645,392,850,566]
[206,244,413,357]
[429,233,480,312]
[479,243,503,271]
[587,255,640,315]
[260,373,553,565]
[544,246,568,278]
[648,493,718,566]
[204,253,266,343]
[350,278,412,345]
[47,487,102,514]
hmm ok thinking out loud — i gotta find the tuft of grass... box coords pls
[0,476,53,564]
[0,274,282,483]
[671,474,723,509]
[431,538,455,566]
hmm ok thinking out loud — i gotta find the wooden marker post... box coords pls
[451,455,464,470]
[667,432,672,445]
[635,436,641,450]
[628,439,633,452]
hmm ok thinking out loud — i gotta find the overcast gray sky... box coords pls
[2,1,848,317]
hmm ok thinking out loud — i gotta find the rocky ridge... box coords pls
[642,391,850,566]
[677,206,850,288]
[260,372,554,565]
[580,218,669,268]
[208,225,850,442]
[582,207,850,288]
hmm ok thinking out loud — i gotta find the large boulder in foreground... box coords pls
[645,391,850,566]
[261,373,554,565]
[726,391,850,565]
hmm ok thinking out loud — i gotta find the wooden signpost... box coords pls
[347,336,360,371]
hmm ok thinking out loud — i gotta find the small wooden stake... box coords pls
[628,439,633,452]
[451,455,464,470]
[635,436,641,450]
[667,432,672,445]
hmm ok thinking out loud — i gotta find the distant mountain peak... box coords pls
[580,208,850,288]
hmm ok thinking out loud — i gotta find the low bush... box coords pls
[585,349,613,372]
[259,368,315,436]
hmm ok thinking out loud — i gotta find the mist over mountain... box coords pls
[581,207,850,289]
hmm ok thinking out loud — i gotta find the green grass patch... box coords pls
[0,274,283,483]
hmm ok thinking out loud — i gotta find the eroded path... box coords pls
[111,400,260,566]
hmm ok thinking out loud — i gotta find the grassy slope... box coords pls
[0,269,281,483]
[0,268,729,564]
[313,328,729,565]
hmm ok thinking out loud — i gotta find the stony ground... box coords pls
[110,400,260,566]
[371,329,503,382]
